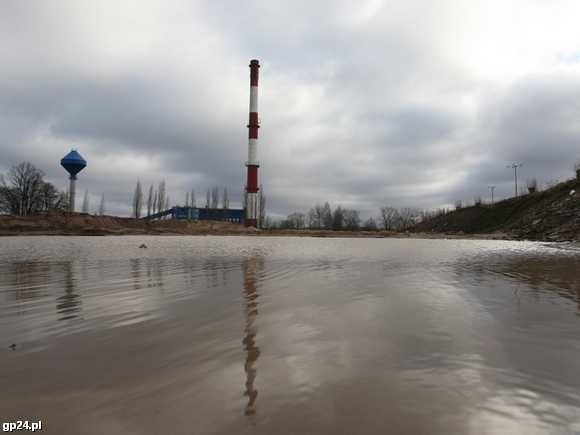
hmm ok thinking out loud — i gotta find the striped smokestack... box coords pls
[245,59,260,227]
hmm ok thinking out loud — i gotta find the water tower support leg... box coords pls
[69,177,76,214]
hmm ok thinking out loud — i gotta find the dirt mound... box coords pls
[0,214,254,236]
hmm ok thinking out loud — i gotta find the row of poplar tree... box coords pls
[131,181,237,219]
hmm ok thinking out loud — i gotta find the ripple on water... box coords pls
[0,236,579,434]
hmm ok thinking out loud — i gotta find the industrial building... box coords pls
[145,206,244,223]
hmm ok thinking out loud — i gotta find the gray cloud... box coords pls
[1,0,580,218]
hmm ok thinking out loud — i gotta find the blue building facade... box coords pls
[145,207,244,223]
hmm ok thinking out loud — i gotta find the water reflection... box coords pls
[2,237,580,434]
[130,258,142,290]
[242,256,263,416]
[493,254,580,309]
[2,261,51,303]
[56,261,81,321]
[203,257,232,290]
[1,260,82,321]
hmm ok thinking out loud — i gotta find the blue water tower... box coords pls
[60,149,87,213]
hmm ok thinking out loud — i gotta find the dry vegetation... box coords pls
[413,177,580,241]
[0,214,253,236]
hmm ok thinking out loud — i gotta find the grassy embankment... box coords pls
[412,177,580,242]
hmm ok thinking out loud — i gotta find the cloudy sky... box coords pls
[1,0,579,218]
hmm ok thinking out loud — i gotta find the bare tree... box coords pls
[98,193,105,216]
[527,178,538,194]
[191,189,196,207]
[278,212,305,229]
[211,186,219,209]
[0,162,45,216]
[343,209,360,230]
[38,182,66,213]
[575,162,580,180]
[133,181,143,218]
[164,195,170,219]
[0,162,67,215]
[185,191,190,207]
[332,206,344,230]
[379,206,400,231]
[379,206,419,231]
[261,216,274,229]
[399,207,419,231]
[157,180,166,214]
[222,187,229,209]
[363,217,378,231]
[284,212,305,229]
[322,202,333,229]
[146,185,153,216]
[307,208,318,229]
[152,190,158,215]
[259,185,266,227]
[82,189,90,213]
[305,203,334,229]
[307,204,324,229]
[206,189,211,208]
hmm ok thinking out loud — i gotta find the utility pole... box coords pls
[507,163,523,197]
[488,185,496,205]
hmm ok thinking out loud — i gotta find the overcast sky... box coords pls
[1,0,579,218]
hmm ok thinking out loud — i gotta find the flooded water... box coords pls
[1,236,579,434]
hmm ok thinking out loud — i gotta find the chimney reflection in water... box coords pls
[242,257,262,416]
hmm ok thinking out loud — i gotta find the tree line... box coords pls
[132,180,169,219]
[263,202,422,231]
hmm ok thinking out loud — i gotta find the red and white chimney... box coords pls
[245,59,260,227]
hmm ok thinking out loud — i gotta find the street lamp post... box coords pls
[507,163,523,197]
[488,185,496,205]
